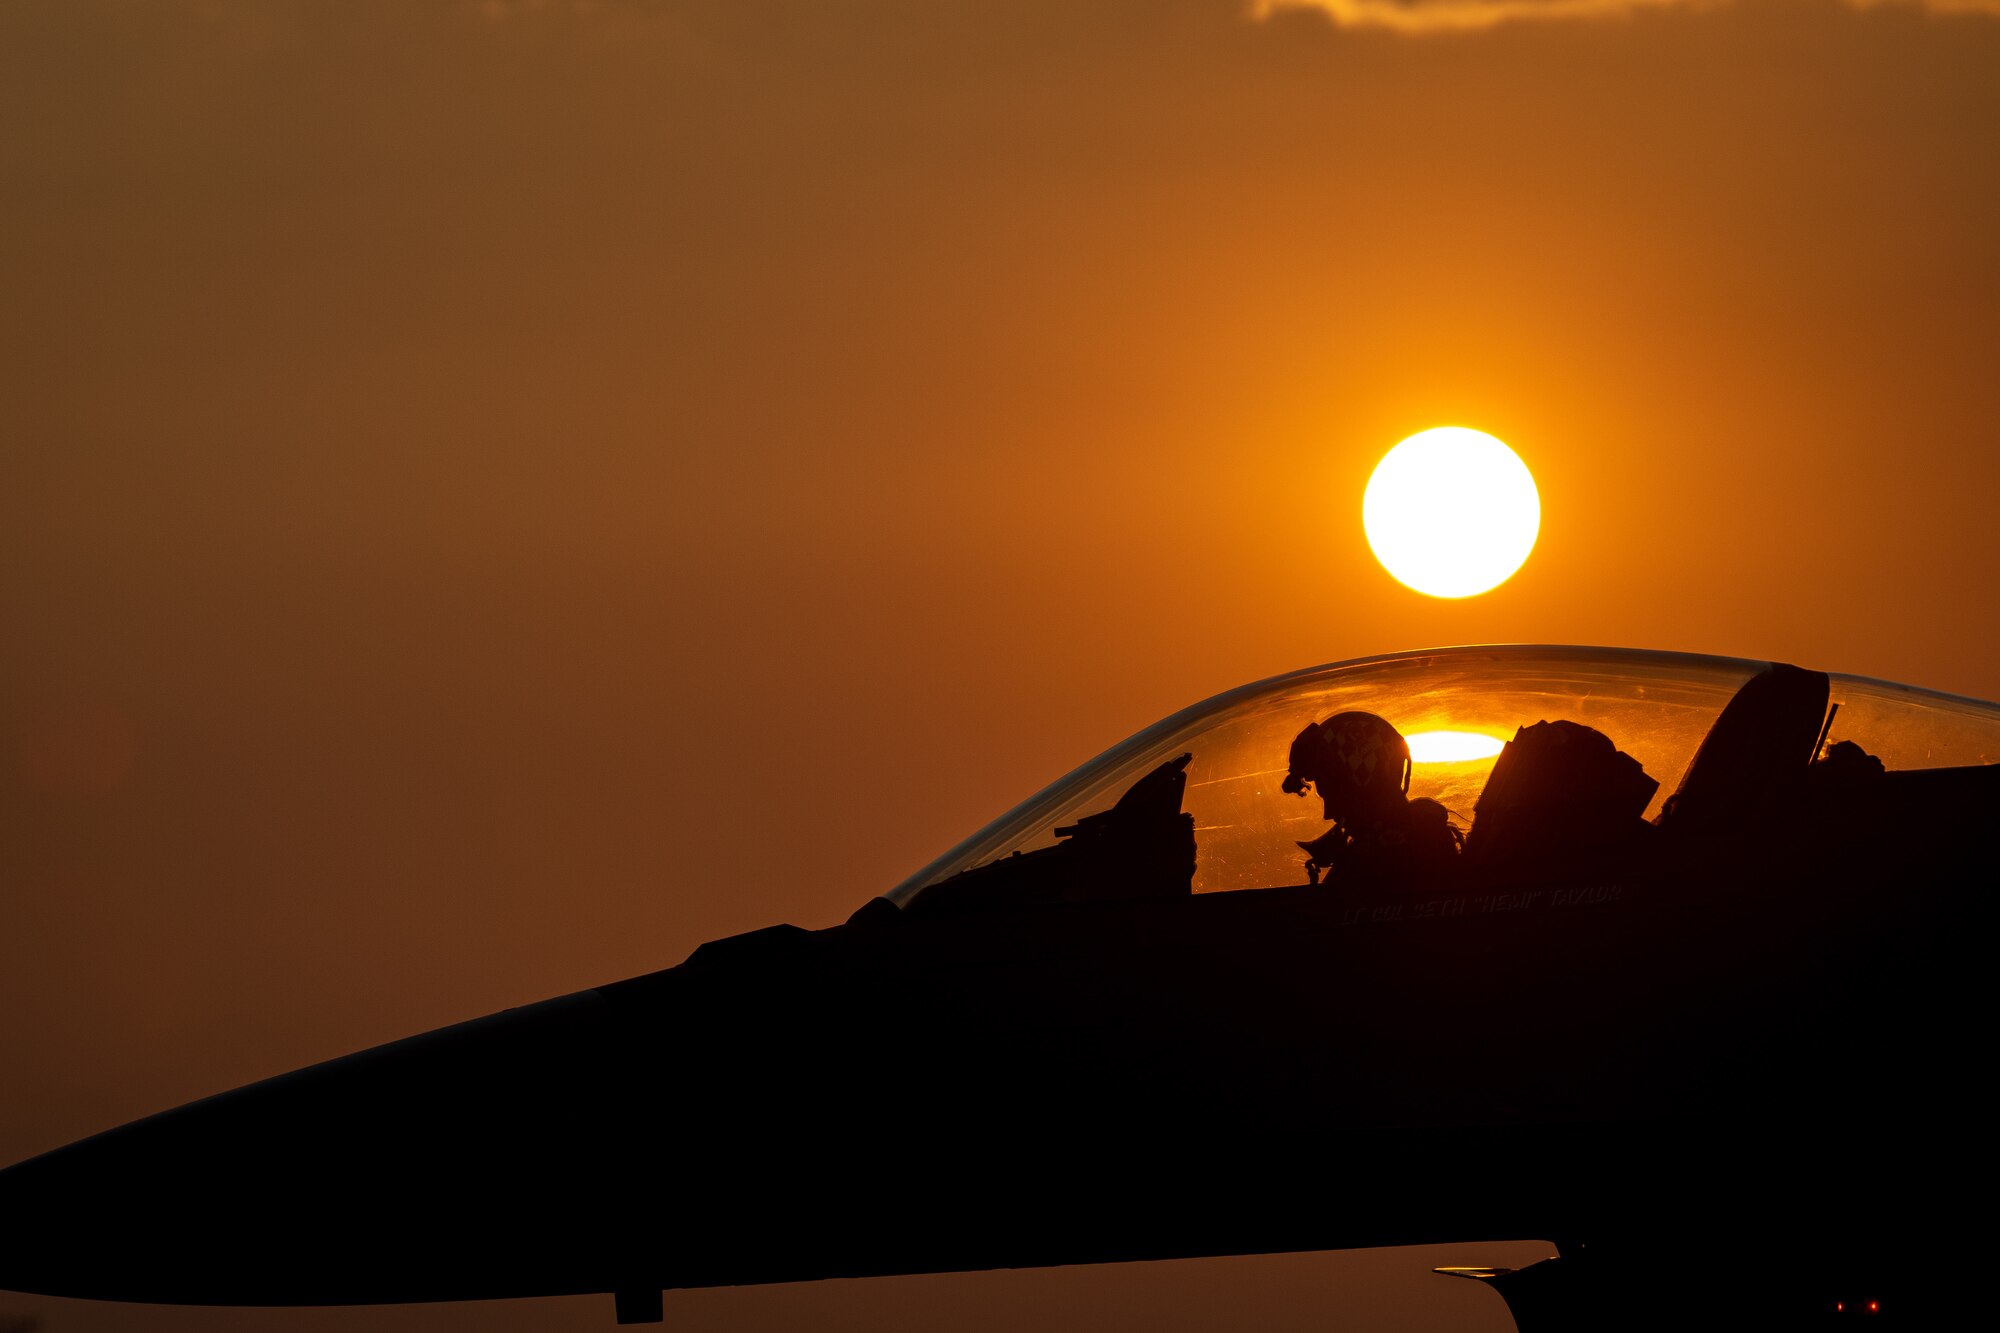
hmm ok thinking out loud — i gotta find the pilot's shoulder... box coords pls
[1405,797,1453,825]
[1401,797,1463,857]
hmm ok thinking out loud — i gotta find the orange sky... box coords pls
[4,2,1999,1329]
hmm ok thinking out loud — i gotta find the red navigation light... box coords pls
[1868,1300,1879,1313]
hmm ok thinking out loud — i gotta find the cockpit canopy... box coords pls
[888,645,2000,907]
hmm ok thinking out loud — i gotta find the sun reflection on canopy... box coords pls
[1404,730,1507,764]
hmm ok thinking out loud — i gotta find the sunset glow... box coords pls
[6,5,2000,1330]
[1404,730,1508,764]
[1363,428,1541,598]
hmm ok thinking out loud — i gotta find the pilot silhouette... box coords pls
[1282,711,1460,886]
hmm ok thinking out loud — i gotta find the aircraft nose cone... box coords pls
[0,1144,98,1299]
[0,991,642,1305]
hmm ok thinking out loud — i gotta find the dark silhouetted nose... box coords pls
[0,991,645,1306]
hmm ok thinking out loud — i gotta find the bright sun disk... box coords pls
[1364,427,1540,598]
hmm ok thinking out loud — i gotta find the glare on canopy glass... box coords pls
[1404,730,1506,763]
[887,646,2000,904]
[1364,427,1540,598]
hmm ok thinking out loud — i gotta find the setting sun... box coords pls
[1364,427,1541,598]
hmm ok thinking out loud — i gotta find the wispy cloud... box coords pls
[1851,0,2000,13]
[1256,0,2000,34]
[1255,0,1690,33]
[461,0,606,18]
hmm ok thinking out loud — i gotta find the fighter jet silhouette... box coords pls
[2,646,1990,1331]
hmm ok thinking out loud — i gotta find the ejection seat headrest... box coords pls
[1658,662,1830,840]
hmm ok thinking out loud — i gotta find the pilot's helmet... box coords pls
[1282,711,1411,806]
